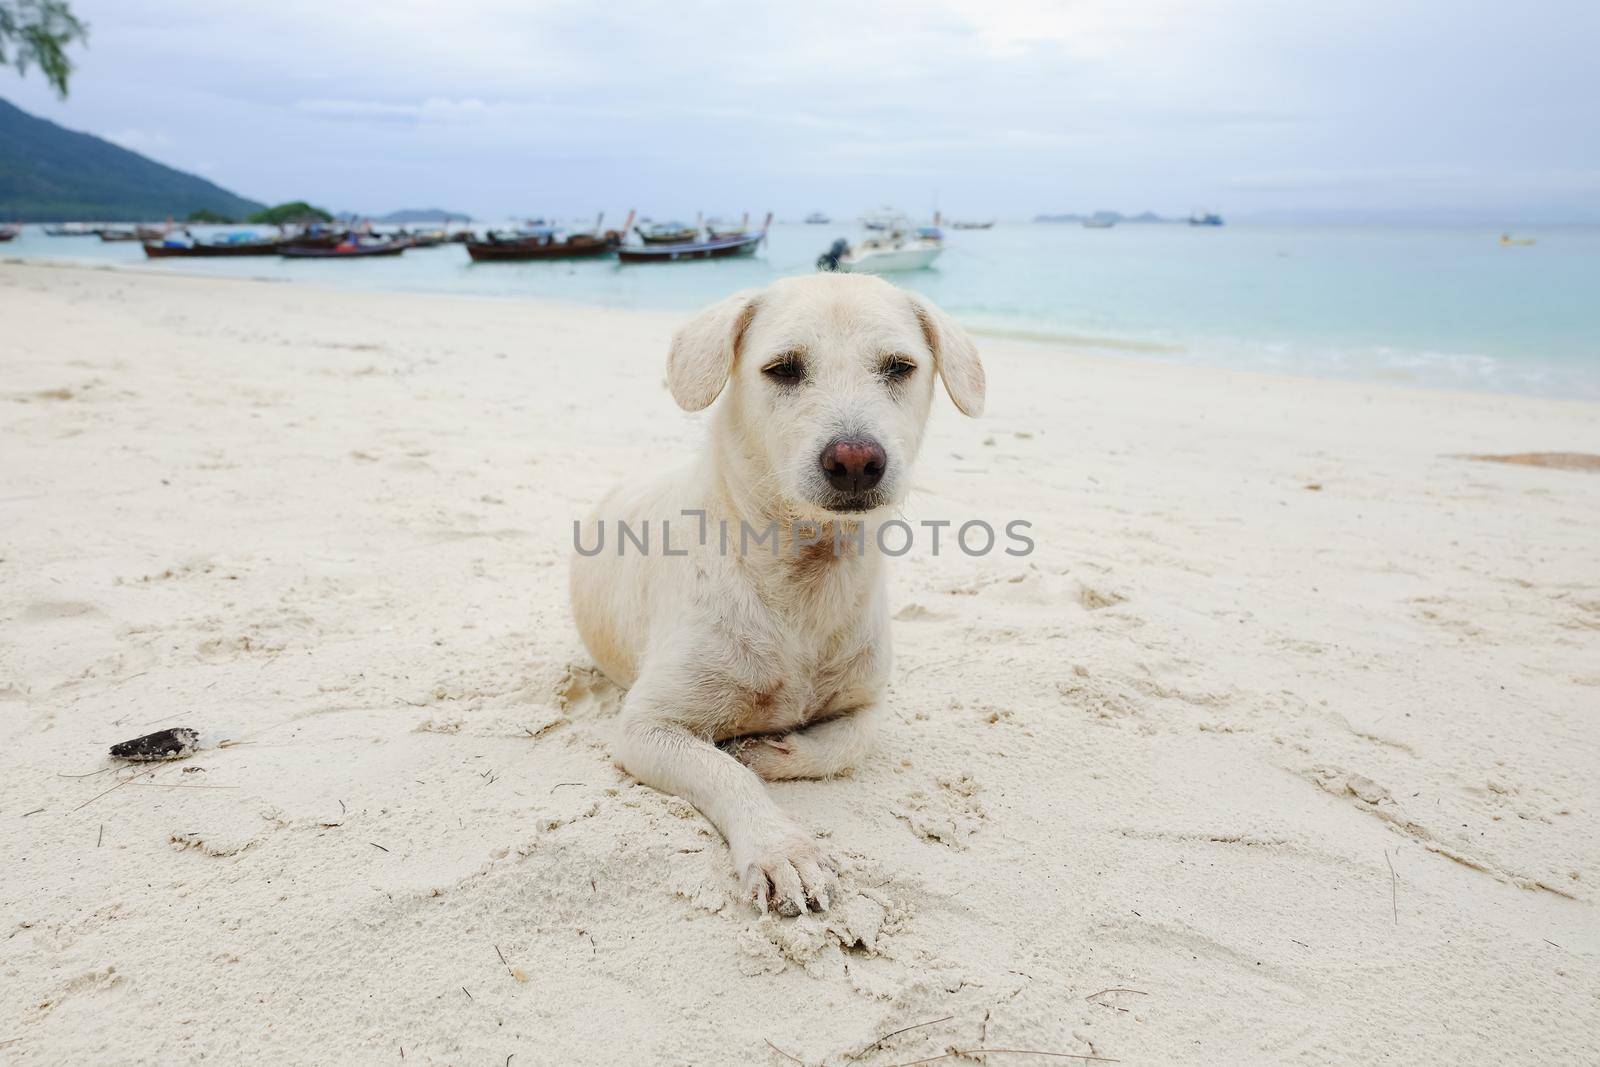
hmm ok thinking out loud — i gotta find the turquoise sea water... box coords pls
[7,222,1598,399]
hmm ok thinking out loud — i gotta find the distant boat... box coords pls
[861,207,903,232]
[1499,233,1536,247]
[1188,211,1224,226]
[397,229,450,248]
[0,224,19,242]
[804,212,830,225]
[97,224,170,242]
[43,223,97,236]
[1083,216,1116,229]
[949,219,995,230]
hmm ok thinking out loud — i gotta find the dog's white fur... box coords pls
[570,273,983,915]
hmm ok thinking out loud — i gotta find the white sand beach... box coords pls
[2,260,1598,1064]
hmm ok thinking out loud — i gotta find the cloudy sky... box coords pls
[6,0,1597,221]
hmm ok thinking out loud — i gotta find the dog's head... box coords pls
[667,274,984,519]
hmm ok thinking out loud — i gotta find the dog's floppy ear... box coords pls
[667,289,761,411]
[909,292,985,417]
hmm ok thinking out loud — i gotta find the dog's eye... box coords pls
[762,354,806,383]
[881,356,918,381]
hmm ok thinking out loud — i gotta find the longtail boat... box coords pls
[99,224,171,242]
[279,238,407,259]
[43,223,97,236]
[0,224,19,242]
[281,229,349,250]
[705,212,751,239]
[635,217,700,244]
[465,211,634,262]
[143,232,283,257]
[617,215,770,264]
[400,230,450,248]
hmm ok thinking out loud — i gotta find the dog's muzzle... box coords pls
[815,436,889,513]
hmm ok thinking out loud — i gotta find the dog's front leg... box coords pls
[617,683,839,915]
[730,705,881,781]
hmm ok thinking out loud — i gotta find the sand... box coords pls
[2,260,1597,1064]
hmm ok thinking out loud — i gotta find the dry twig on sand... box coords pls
[883,1050,1118,1066]
[1386,850,1398,924]
[853,1015,955,1059]
[765,1037,804,1064]
[71,768,158,813]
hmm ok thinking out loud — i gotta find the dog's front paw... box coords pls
[728,735,802,781]
[734,821,838,917]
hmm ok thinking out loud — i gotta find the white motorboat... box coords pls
[835,237,942,272]
[817,216,942,273]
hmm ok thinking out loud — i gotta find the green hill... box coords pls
[0,96,265,222]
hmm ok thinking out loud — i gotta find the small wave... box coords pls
[964,322,1185,354]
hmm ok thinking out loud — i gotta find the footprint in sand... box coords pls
[893,774,987,847]
[1076,582,1127,610]
[893,602,951,622]
[553,664,622,719]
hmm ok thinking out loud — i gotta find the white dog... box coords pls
[570,273,984,915]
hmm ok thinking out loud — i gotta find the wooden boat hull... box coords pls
[465,236,620,261]
[286,233,349,250]
[143,240,282,258]
[278,242,406,259]
[0,230,17,243]
[617,232,764,263]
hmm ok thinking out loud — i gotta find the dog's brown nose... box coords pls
[820,437,887,495]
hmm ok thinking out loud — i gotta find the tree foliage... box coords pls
[247,201,335,225]
[186,208,235,224]
[0,1,88,97]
